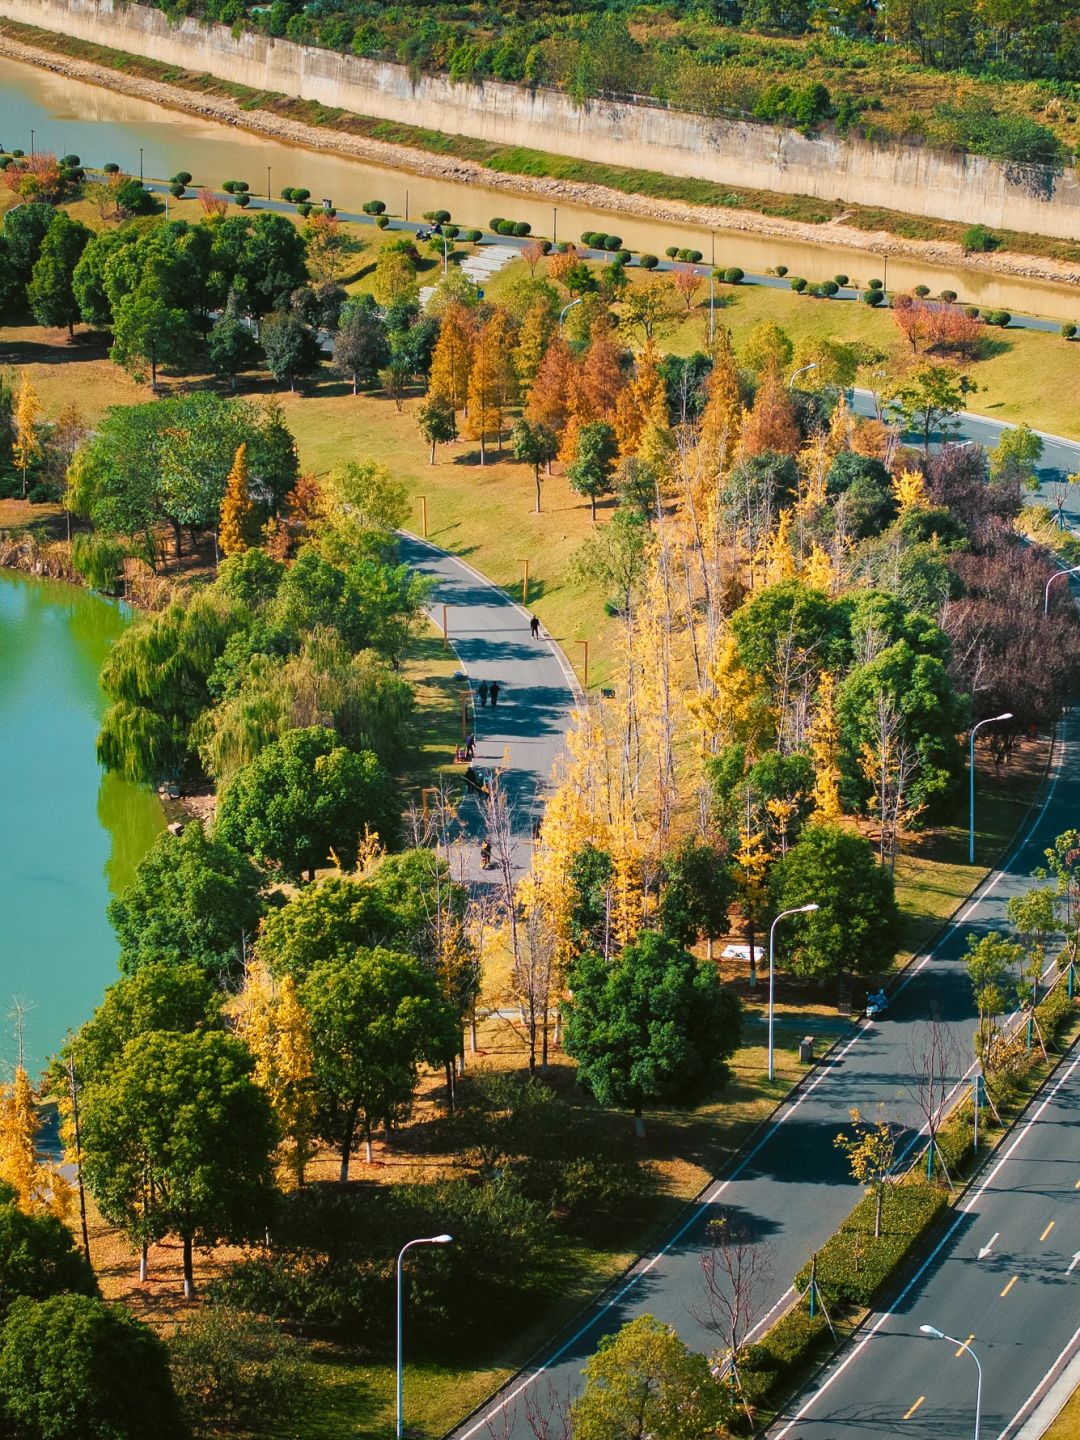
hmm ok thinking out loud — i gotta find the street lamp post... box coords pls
[787,362,818,389]
[768,904,819,1080]
[1043,564,1080,615]
[139,147,144,182]
[397,1235,452,1439]
[920,1325,982,1440]
[559,297,583,329]
[969,712,1013,864]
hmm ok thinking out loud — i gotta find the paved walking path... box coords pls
[397,532,580,877]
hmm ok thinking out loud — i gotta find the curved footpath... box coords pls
[435,421,1080,1437]
[396,532,580,879]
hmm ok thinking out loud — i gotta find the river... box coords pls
[0,571,163,1076]
[2,52,1079,322]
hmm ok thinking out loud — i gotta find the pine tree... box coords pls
[697,327,743,476]
[513,298,553,397]
[465,317,507,464]
[525,332,577,434]
[580,314,625,420]
[13,375,42,498]
[614,341,666,458]
[428,301,474,414]
[218,442,256,557]
[738,361,800,458]
[809,671,843,824]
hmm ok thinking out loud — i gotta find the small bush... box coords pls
[740,1306,831,1407]
[862,288,885,306]
[537,239,552,254]
[775,264,789,277]
[280,187,296,202]
[489,218,505,232]
[103,161,119,174]
[834,273,849,286]
[425,208,451,224]
[940,289,958,302]
[375,215,390,229]
[1035,981,1074,1040]
[790,276,807,292]
[964,223,1000,253]
[235,192,251,208]
[169,183,186,199]
[361,199,386,215]
[687,248,703,263]
[72,534,126,594]
[496,220,515,235]
[580,231,596,246]
[723,266,745,284]
[555,241,570,253]
[1062,323,1077,339]
[222,179,249,193]
[60,153,81,167]
[291,187,311,203]
[638,254,659,269]
[464,228,482,243]
[820,279,840,296]
[616,249,631,265]
[665,246,679,258]
[513,221,532,237]
[868,277,883,290]
[913,283,931,297]
[988,309,1012,327]
[297,203,313,218]
[443,224,460,240]
[170,171,192,186]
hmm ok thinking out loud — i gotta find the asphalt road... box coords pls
[771,1043,1080,1440]
[396,532,579,876]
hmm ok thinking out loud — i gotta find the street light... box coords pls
[397,1234,452,1439]
[969,712,1013,864]
[787,362,818,389]
[920,1325,982,1440]
[1043,564,1080,615]
[559,297,583,329]
[768,904,819,1080]
[139,147,144,182]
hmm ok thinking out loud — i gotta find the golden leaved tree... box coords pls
[219,442,257,557]
[809,671,843,824]
[0,1067,72,1218]
[13,375,42,499]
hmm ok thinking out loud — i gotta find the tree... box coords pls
[216,725,399,882]
[26,210,92,337]
[303,209,346,284]
[835,1107,897,1237]
[302,948,457,1176]
[427,301,474,413]
[514,297,554,394]
[965,930,1023,1070]
[571,508,650,615]
[218,442,257,557]
[670,261,702,311]
[208,312,260,392]
[570,1315,733,1440]
[232,212,309,319]
[2,201,53,285]
[261,309,321,390]
[12,374,41,499]
[0,1070,69,1218]
[333,294,389,393]
[110,280,196,387]
[568,420,619,520]
[886,362,976,452]
[108,821,264,982]
[771,823,901,980]
[658,837,736,950]
[416,393,458,464]
[0,1184,98,1320]
[738,361,800,457]
[372,247,418,308]
[696,1213,773,1402]
[80,1031,276,1297]
[564,931,742,1130]
[511,418,559,512]
[465,313,514,462]
[617,278,681,344]
[0,1294,184,1440]
[742,320,794,376]
[990,422,1043,488]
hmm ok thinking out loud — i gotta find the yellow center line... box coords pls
[956,1334,975,1357]
[1075,1178,1080,1189]
[1040,1220,1056,1242]
[1001,1275,1019,1297]
[904,1397,926,1420]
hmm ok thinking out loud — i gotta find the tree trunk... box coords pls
[747,914,757,989]
[139,1243,148,1283]
[430,440,436,465]
[633,1104,646,1140]
[172,520,183,559]
[182,1234,195,1300]
[340,1112,356,1182]
[590,494,597,522]
[535,469,542,513]
[150,353,158,388]
[479,433,486,466]
[874,1186,883,1240]
[352,375,358,396]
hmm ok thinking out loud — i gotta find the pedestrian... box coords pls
[532,816,542,841]
[464,732,475,760]
[489,680,500,707]
[478,680,489,708]
[480,840,492,869]
[530,614,540,639]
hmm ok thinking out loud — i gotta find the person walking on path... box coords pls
[530,615,540,639]
[478,680,489,708]
[489,680,501,708]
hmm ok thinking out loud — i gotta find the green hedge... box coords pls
[739,1306,831,1407]
[794,1180,946,1308]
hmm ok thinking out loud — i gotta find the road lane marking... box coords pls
[773,1049,1080,1439]
[1041,1221,1056,1242]
[978,1232,999,1259]
[1068,1252,1080,1274]
[904,1397,925,1420]
[1001,1275,1019,1297]
[956,1334,975,1357]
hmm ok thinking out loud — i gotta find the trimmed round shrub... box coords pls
[820,279,840,296]
[687,249,703,263]
[1061,322,1077,339]
[375,215,390,230]
[665,246,679,259]
[913,283,931,297]
[292,188,311,203]
[103,161,119,174]
[555,241,570,253]
[868,277,883,290]
[427,209,451,224]
[537,239,552,254]
[775,264,788,277]
[790,276,808,292]
[10,150,23,158]
[170,171,192,185]
[603,234,621,251]
[235,192,251,208]
[638,253,659,269]
[280,187,296,202]
[464,228,482,243]
[443,224,460,240]
[513,221,532,237]
[297,202,313,218]
[362,199,386,215]
[965,305,980,318]
[323,206,337,218]
[490,218,505,232]
[0,157,11,171]
[581,231,600,247]
[834,273,849,286]
[989,309,1011,327]
[862,288,885,306]
[61,153,81,167]
[723,266,744,284]
[940,289,957,302]
[60,166,84,182]
[169,182,186,199]
[616,249,631,265]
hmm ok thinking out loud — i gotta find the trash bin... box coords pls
[799,1036,815,1063]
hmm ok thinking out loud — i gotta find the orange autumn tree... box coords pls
[739,360,800,458]
[613,341,666,458]
[580,313,626,421]
[428,301,475,415]
[514,298,554,396]
[219,442,257,557]
[525,332,577,435]
[466,317,506,463]
[697,327,743,478]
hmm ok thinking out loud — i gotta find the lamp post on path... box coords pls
[969,712,1012,863]
[1044,565,1080,615]
[920,1325,982,1440]
[768,904,819,1081]
[397,1235,452,1439]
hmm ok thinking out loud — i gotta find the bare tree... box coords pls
[514,885,557,1075]
[904,1017,963,1183]
[485,1384,572,1440]
[481,767,521,965]
[694,1211,773,1416]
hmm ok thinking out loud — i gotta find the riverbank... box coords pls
[3,21,1080,290]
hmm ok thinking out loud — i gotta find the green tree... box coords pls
[990,422,1043,490]
[302,948,458,1176]
[0,1294,184,1440]
[416,393,458,464]
[658,837,736,950]
[965,930,1023,1068]
[108,823,264,981]
[571,507,650,614]
[2,201,53,285]
[510,417,560,512]
[0,1183,98,1320]
[80,1031,276,1298]
[26,211,92,337]
[232,212,309,319]
[564,931,741,1129]
[771,824,901,979]
[333,294,389,393]
[834,1107,897,1238]
[109,279,197,387]
[208,312,261,392]
[885,362,976,453]
[570,1314,734,1440]
[567,420,619,521]
[216,725,399,881]
[261,310,321,391]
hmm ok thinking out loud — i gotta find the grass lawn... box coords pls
[1048,1387,1080,1440]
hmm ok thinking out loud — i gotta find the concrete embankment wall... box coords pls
[4,0,1080,240]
